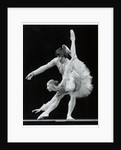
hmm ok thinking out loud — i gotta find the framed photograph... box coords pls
[7,7,113,143]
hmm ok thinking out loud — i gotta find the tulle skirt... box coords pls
[69,58,93,98]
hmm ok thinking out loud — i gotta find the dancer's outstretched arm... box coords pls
[25,58,57,80]
[33,58,56,75]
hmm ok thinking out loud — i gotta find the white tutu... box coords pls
[69,58,93,98]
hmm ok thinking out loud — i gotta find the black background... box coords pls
[23,25,98,120]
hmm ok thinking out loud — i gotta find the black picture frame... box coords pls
[1,0,120,147]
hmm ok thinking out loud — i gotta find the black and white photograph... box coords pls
[7,7,114,142]
[23,25,98,125]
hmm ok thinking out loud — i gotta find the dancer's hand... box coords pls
[62,44,71,55]
[25,72,34,80]
[32,108,41,113]
[70,29,75,41]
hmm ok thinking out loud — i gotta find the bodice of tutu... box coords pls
[56,59,70,75]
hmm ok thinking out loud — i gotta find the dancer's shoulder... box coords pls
[53,57,58,63]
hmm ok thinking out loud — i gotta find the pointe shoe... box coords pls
[70,29,75,41]
[66,116,75,121]
[37,113,49,120]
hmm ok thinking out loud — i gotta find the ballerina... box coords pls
[29,30,93,120]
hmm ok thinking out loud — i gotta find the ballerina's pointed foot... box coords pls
[66,116,75,121]
[70,29,75,41]
[37,112,49,120]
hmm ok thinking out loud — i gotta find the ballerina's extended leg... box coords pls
[32,92,62,114]
[37,93,65,120]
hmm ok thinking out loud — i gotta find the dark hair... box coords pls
[55,46,69,58]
